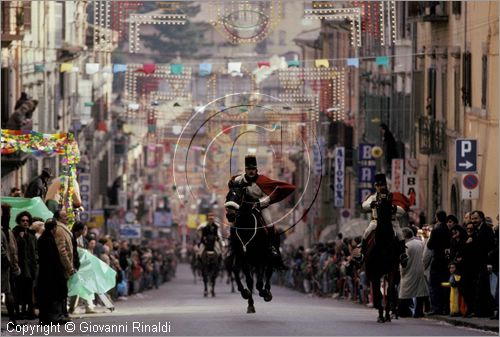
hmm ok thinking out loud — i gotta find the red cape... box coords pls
[255,175,296,205]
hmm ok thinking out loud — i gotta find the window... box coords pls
[481,54,487,109]
[452,1,461,15]
[427,67,436,116]
[461,52,471,107]
[454,65,460,131]
[441,67,447,120]
[54,2,63,48]
[1,68,10,128]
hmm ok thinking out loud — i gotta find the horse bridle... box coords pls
[235,212,258,254]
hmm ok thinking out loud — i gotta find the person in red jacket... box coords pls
[225,155,296,270]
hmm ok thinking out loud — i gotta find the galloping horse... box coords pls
[364,192,401,323]
[225,184,274,313]
[199,231,221,297]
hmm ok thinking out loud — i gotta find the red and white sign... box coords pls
[391,159,404,193]
[461,174,479,200]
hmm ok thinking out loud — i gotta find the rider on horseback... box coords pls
[224,155,295,271]
[355,173,409,267]
[197,212,224,257]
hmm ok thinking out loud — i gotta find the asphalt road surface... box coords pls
[2,263,495,336]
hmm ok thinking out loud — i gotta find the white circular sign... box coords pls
[125,211,136,223]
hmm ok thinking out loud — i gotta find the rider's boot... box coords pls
[354,239,367,264]
[268,228,288,271]
[399,240,408,268]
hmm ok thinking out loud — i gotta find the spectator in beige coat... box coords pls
[53,210,74,319]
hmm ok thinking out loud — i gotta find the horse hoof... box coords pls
[259,290,273,302]
[385,316,391,322]
[247,306,256,314]
[211,292,215,297]
[377,317,385,323]
[204,291,208,297]
[241,289,251,300]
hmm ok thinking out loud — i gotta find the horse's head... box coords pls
[224,183,245,222]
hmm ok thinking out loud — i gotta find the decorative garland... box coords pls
[1,130,80,228]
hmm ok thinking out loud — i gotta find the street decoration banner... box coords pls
[1,130,80,227]
[68,248,117,303]
[0,197,53,228]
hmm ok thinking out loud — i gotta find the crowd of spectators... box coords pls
[1,203,178,327]
[278,210,499,320]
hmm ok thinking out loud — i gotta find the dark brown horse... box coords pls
[225,184,274,313]
[364,192,401,323]
[199,232,221,297]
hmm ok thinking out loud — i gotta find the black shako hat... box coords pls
[374,173,387,186]
[245,155,257,169]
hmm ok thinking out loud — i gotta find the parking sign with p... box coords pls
[455,139,477,172]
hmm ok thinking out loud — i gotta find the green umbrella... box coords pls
[0,196,53,228]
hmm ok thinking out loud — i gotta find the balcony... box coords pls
[1,2,31,44]
[1,152,31,178]
[408,1,448,23]
[418,116,446,155]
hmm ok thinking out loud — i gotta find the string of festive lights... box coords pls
[304,7,362,47]
[129,13,187,53]
[208,0,282,45]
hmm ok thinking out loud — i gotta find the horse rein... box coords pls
[235,212,258,254]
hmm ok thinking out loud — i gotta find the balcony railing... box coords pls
[418,116,446,155]
[1,2,30,42]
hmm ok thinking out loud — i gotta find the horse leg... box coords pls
[242,264,256,314]
[383,276,392,322]
[202,268,208,297]
[233,265,250,299]
[262,263,273,302]
[211,263,217,297]
[371,278,384,323]
[256,266,265,298]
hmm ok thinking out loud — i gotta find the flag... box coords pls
[258,61,271,68]
[85,63,100,75]
[376,56,389,67]
[136,64,156,74]
[287,60,300,68]
[34,64,45,73]
[170,63,183,75]
[315,59,329,68]
[228,62,242,76]
[347,58,359,67]
[60,63,73,72]
[199,63,212,76]
[113,64,127,73]
[128,103,140,110]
